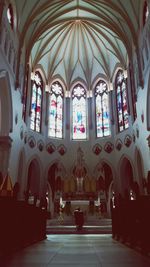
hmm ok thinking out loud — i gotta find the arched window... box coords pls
[146,74,150,130]
[115,69,129,132]
[48,81,63,138]
[95,80,110,137]
[143,1,149,26]
[7,4,14,29]
[22,64,29,121]
[30,71,43,132]
[72,84,87,140]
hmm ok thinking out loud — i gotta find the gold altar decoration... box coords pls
[73,146,86,192]
[0,172,13,197]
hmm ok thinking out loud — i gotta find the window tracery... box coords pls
[7,4,14,29]
[95,80,110,137]
[30,72,43,132]
[143,1,149,26]
[115,69,129,132]
[72,84,87,140]
[48,81,63,138]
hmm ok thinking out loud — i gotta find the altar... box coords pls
[69,200,90,213]
[61,198,100,216]
[56,146,103,216]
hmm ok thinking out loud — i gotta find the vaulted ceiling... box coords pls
[15,0,144,90]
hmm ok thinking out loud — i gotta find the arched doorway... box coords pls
[135,148,144,194]
[146,72,150,130]
[26,159,41,205]
[17,149,25,199]
[47,160,67,218]
[101,162,113,218]
[0,71,13,176]
[48,163,61,217]
[95,161,114,218]
[119,157,134,198]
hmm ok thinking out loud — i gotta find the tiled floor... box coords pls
[1,234,150,267]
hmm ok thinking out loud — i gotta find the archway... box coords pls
[26,159,41,205]
[46,183,52,212]
[47,163,59,216]
[119,157,134,198]
[0,70,13,135]
[95,161,114,218]
[47,160,67,218]
[16,149,25,199]
[135,148,144,194]
[146,72,150,130]
[0,71,13,176]
[101,162,113,217]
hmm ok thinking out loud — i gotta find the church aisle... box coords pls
[1,234,150,267]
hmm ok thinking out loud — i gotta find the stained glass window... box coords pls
[115,69,129,132]
[30,72,43,132]
[72,84,87,140]
[48,81,63,138]
[143,1,149,26]
[95,80,110,137]
[22,65,29,121]
[7,4,14,29]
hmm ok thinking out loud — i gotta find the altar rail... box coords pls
[0,197,47,253]
[112,196,150,252]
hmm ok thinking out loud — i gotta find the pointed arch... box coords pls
[118,155,135,197]
[30,71,43,132]
[94,79,110,137]
[48,80,64,138]
[71,82,88,140]
[142,1,149,27]
[146,72,150,130]
[0,70,13,135]
[17,148,26,199]
[134,147,144,194]
[7,3,14,30]
[47,160,66,201]
[25,156,43,199]
[26,159,41,198]
[115,69,129,132]
[46,182,52,213]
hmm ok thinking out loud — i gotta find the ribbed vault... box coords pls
[15,0,144,89]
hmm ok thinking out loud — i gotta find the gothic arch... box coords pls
[0,70,13,135]
[46,182,52,213]
[93,159,115,218]
[94,159,115,181]
[26,157,42,199]
[146,72,150,130]
[111,64,127,84]
[49,75,66,94]
[6,0,17,31]
[134,147,144,194]
[70,79,87,95]
[46,159,66,180]
[33,65,47,85]
[17,148,25,198]
[47,160,66,201]
[118,155,135,197]
[92,74,110,91]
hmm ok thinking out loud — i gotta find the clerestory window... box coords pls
[72,84,87,140]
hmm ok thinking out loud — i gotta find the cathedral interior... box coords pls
[0,0,150,265]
